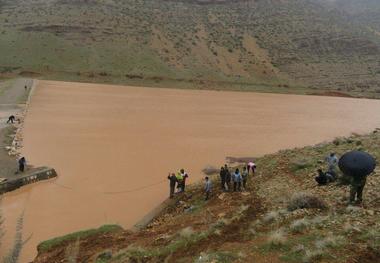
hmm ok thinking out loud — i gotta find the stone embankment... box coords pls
[0,167,57,194]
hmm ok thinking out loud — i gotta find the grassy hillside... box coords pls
[0,0,380,96]
[33,130,380,263]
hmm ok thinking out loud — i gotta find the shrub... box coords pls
[290,218,310,233]
[267,229,287,247]
[287,193,327,211]
[263,211,279,223]
[179,227,195,238]
[315,235,345,250]
[303,249,324,263]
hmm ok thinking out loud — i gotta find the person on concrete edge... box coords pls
[205,176,212,200]
[242,166,248,189]
[167,172,177,198]
[219,166,226,191]
[18,157,26,173]
[233,168,242,191]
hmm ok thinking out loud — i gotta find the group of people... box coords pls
[219,162,256,192]
[167,162,256,201]
[315,152,367,204]
[167,169,189,198]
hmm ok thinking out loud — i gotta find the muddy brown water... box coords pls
[2,80,380,262]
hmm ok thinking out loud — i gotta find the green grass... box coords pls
[37,224,123,253]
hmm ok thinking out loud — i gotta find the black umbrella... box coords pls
[338,151,376,178]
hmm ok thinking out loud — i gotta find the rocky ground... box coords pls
[32,130,380,263]
[0,78,33,182]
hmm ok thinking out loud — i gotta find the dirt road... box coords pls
[2,80,380,262]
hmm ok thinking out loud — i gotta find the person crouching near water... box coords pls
[233,168,242,191]
[205,176,212,200]
[167,173,177,198]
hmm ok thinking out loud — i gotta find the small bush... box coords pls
[315,235,345,250]
[290,218,309,233]
[303,249,324,263]
[179,227,195,239]
[267,229,287,247]
[263,211,279,223]
[287,193,327,211]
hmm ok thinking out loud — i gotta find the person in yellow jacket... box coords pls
[176,170,184,193]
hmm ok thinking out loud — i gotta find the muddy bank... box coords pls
[2,80,380,262]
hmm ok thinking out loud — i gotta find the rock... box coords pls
[217,212,226,218]
[218,193,226,200]
[366,210,375,216]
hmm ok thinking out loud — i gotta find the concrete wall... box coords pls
[0,167,57,194]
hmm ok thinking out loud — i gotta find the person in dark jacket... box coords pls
[167,173,177,198]
[350,176,367,204]
[7,115,15,124]
[181,170,189,192]
[18,157,26,173]
[224,164,231,191]
[220,166,226,190]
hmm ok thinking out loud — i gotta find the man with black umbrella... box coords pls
[338,150,376,205]
[350,176,367,204]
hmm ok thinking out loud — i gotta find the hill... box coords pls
[32,130,380,262]
[0,0,380,96]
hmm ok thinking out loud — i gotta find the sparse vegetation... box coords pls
[0,0,380,96]
[287,193,328,211]
[37,224,123,253]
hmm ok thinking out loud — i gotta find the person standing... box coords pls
[18,157,26,173]
[167,173,177,198]
[205,176,212,200]
[181,170,189,192]
[219,166,226,191]
[242,166,248,189]
[350,176,367,204]
[224,164,231,191]
[176,170,184,193]
[233,168,242,191]
[247,161,256,175]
